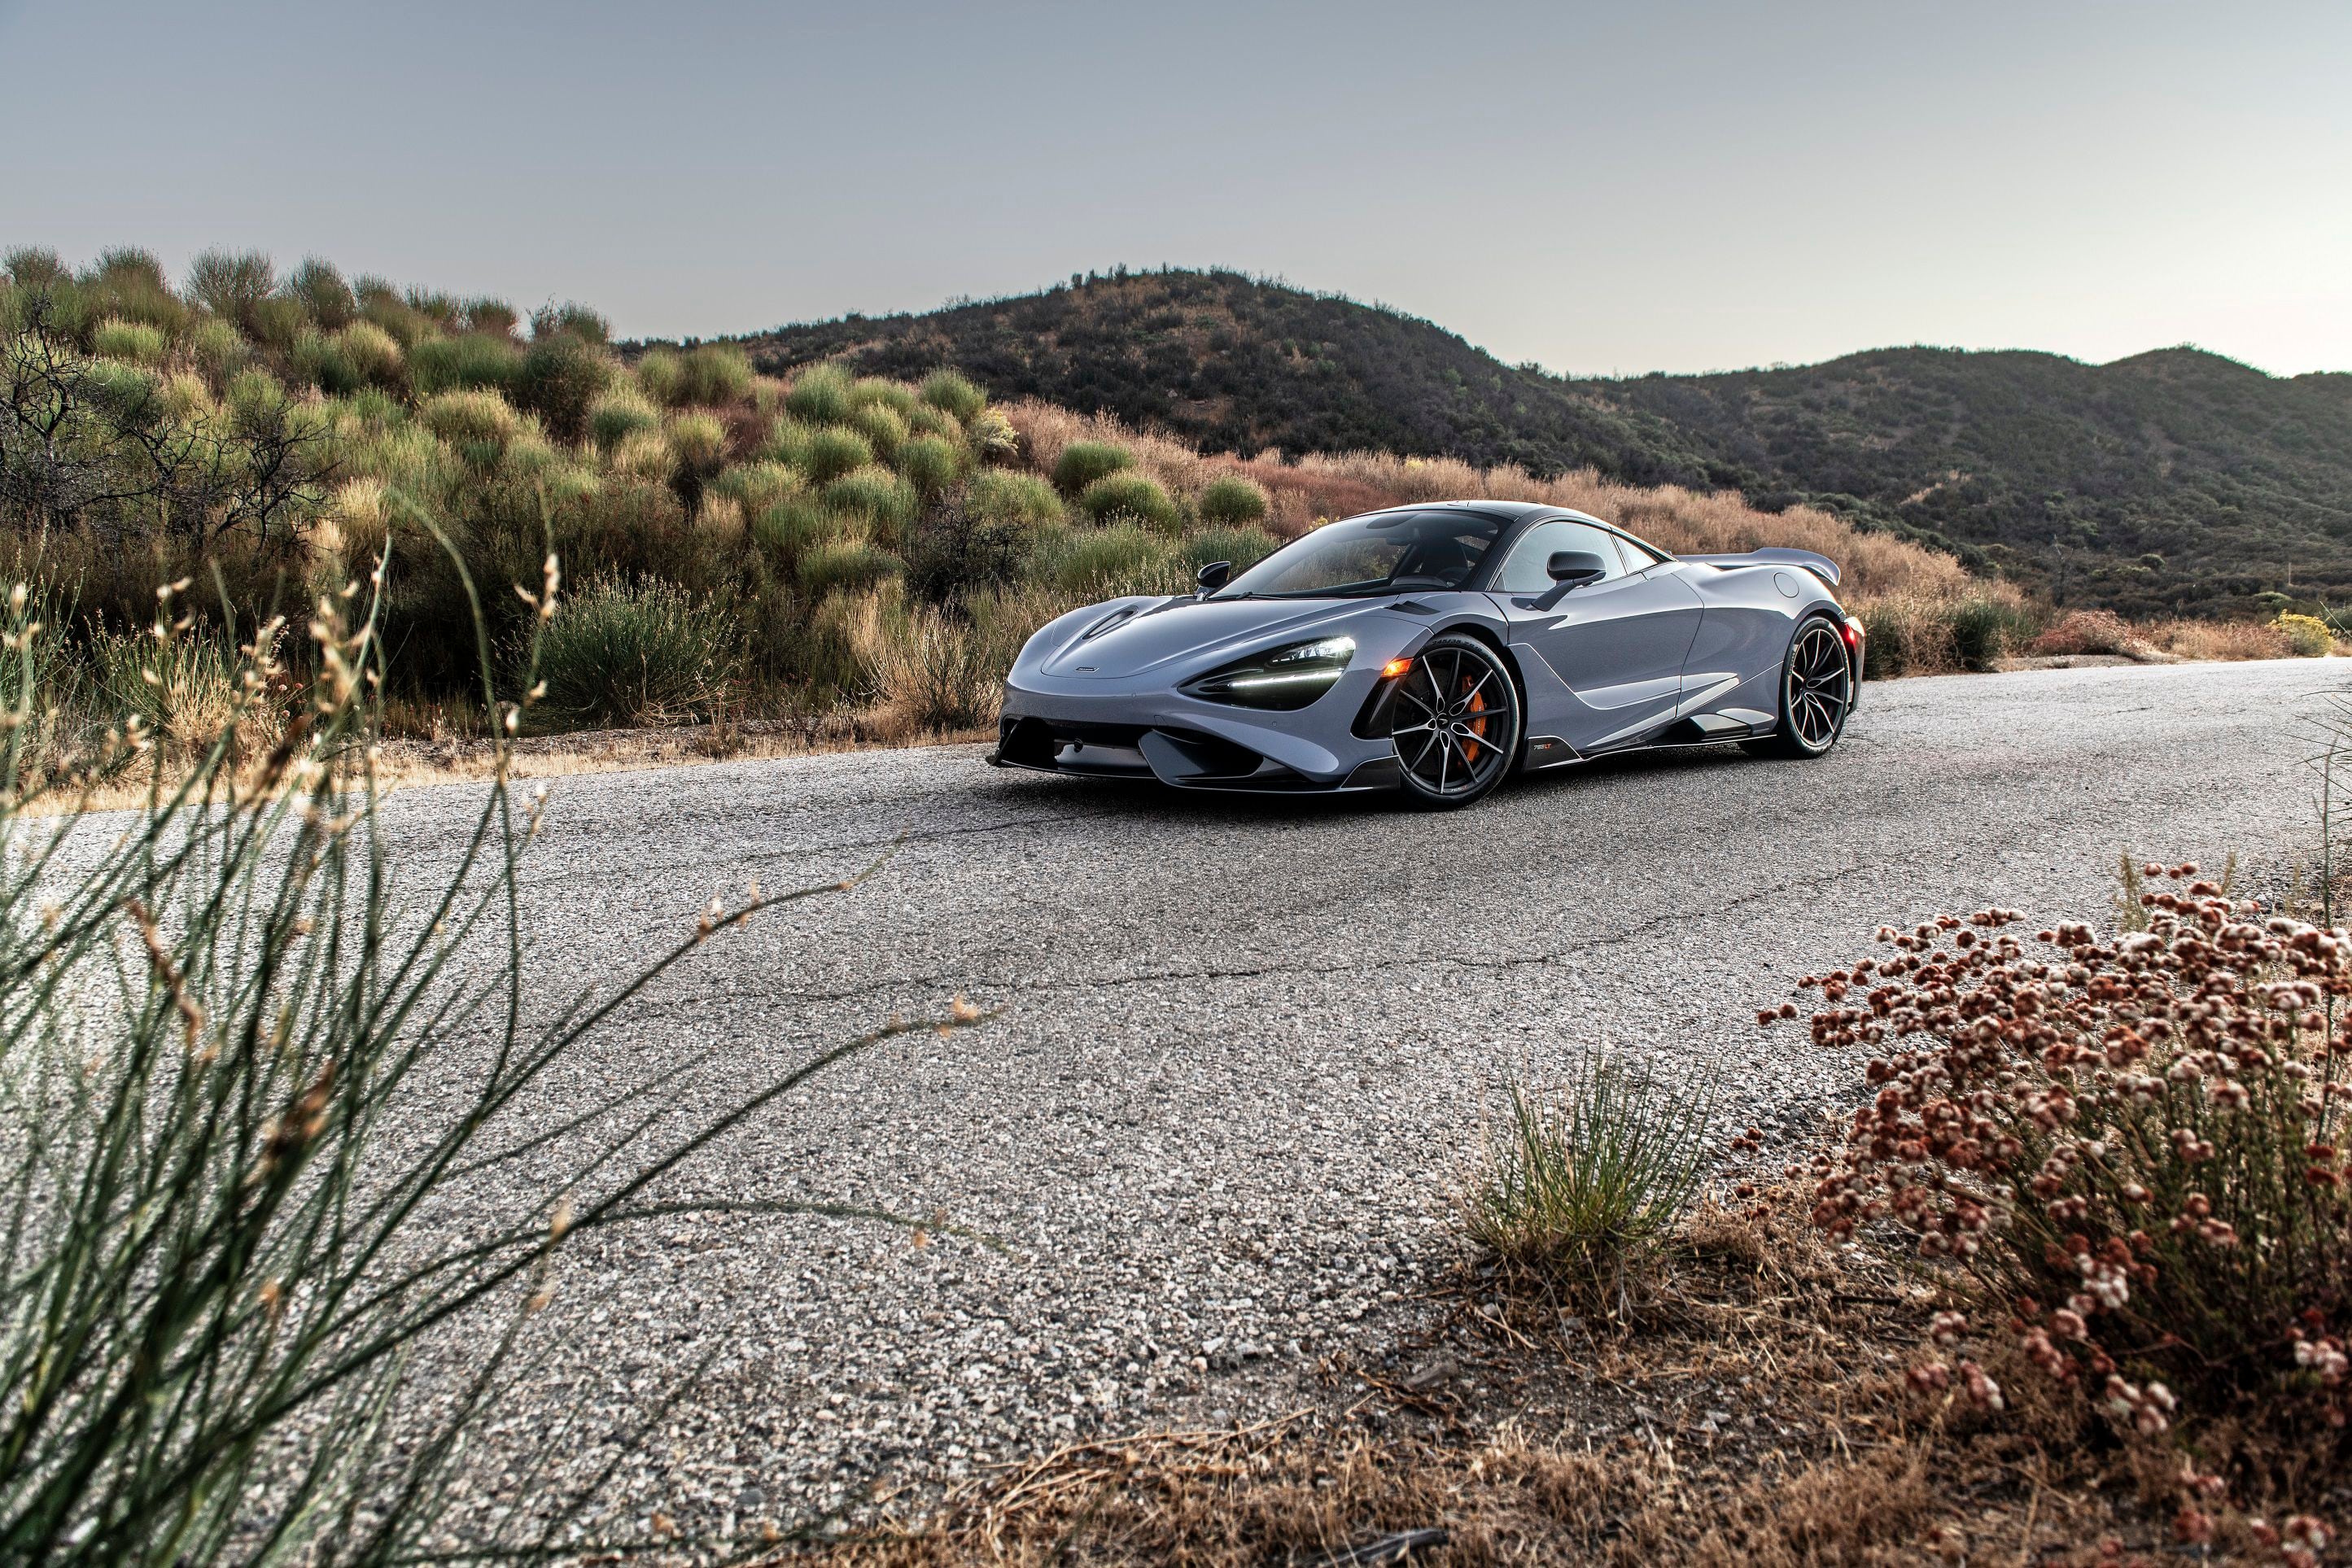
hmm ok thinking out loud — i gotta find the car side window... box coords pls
[1490,520,1627,593]
[1615,532,1668,570]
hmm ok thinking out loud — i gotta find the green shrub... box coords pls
[1196,473,1270,527]
[798,426,875,485]
[895,433,964,496]
[531,300,610,343]
[798,539,906,599]
[1945,588,2040,670]
[84,247,187,334]
[798,587,883,696]
[461,297,518,338]
[1052,439,1133,495]
[666,410,729,471]
[246,296,308,352]
[822,464,919,535]
[517,331,614,441]
[709,461,803,518]
[785,362,855,425]
[186,248,273,325]
[90,317,168,366]
[969,470,1065,531]
[291,330,362,395]
[634,346,684,406]
[662,343,752,407]
[903,400,961,441]
[530,576,741,726]
[186,317,247,380]
[1856,594,1958,679]
[1459,1058,1712,1304]
[847,400,908,461]
[334,320,404,387]
[1077,470,1179,531]
[285,256,356,328]
[588,384,661,449]
[2276,612,2334,657]
[752,497,846,564]
[418,389,524,456]
[1030,522,1184,596]
[850,376,916,418]
[919,368,987,423]
[1182,525,1279,577]
[409,332,522,395]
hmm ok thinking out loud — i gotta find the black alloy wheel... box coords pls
[1745,617,1853,759]
[1391,634,1522,808]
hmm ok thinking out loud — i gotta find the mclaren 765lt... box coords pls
[990,500,1863,809]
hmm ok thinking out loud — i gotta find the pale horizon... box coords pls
[4,0,2345,378]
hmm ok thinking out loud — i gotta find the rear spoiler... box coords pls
[1677,547,1841,589]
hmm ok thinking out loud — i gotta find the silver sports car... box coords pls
[991,500,1863,808]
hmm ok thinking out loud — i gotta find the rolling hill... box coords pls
[729,269,2352,615]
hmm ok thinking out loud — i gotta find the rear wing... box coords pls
[1677,547,1841,589]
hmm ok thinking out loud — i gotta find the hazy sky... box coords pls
[3,0,2345,376]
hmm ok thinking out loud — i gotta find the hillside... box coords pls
[732,270,2352,615]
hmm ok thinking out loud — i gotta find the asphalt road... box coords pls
[371,657,2326,1537]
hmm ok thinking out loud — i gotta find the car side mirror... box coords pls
[1196,561,1231,593]
[1547,550,1607,587]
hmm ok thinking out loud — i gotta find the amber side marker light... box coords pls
[1380,656,1412,679]
[1840,622,1861,649]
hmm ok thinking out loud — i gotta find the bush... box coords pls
[634,346,684,406]
[1077,470,1180,531]
[516,330,614,441]
[418,388,523,451]
[708,461,802,518]
[90,317,168,366]
[896,433,964,496]
[1459,1058,1712,1304]
[2029,608,2141,658]
[673,343,753,407]
[846,400,908,461]
[752,497,844,565]
[83,620,277,759]
[1181,525,1279,578]
[186,248,274,325]
[850,376,916,418]
[821,464,919,535]
[531,575,741,725]
[1856,593,1958,679]
[798,539,905,600]
[1052,439,1133,496]
[865,601,1016,733]
[186,317,247,380]
[285,256,356,328]
[920,368,987,423]
[797,426,874,486]
[1030,522,1184,596]
[587,383,661,449]
[903,497,1027,606]
[1934,587,2034,670]
[334,320,404,387]
[1786,869,2352,1435]
[969,470,1065,531]
[2276,612,2334,657]
[1196,473,1270,527]
[785,362,855,426]
[665,412,729,512]
[409,332,522,395]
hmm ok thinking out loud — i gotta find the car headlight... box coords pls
[1185,635,1357,710]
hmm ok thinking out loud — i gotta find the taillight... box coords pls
[1840,619,1862,649]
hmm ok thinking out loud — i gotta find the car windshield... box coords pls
[1213,509,1504,599]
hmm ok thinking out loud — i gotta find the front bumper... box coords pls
[990,671,1402,793]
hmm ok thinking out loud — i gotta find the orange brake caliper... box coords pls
[1463,686,1486,765]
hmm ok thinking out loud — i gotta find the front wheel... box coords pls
[1742,617,1853,759]
[1391,634,1522,808]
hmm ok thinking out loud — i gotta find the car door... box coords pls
[1486,518,1704,753]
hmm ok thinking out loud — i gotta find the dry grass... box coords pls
[801,1195,2293,1566]
[2141,618,2296,662]
[999,401,1965,605]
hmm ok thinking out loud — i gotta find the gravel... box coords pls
[354,656,2319,1538]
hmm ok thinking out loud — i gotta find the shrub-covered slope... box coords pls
[736,270,2352,615]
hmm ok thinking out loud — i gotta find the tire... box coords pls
[1743,615,1854,760]
[1390,633,1522,809]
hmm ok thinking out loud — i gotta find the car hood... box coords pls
[1036,595,1396,679]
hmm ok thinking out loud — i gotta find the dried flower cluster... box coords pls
[1768,866,2350,1444]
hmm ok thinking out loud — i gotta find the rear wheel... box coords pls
[1391,634,1521,808]
[1743,616,1852,759]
